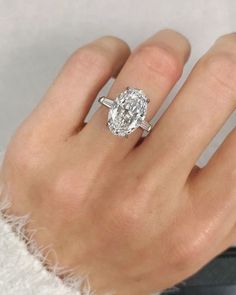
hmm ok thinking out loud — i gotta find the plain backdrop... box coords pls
[0,0,236,165]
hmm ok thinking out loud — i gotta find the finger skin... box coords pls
[135,33,236,185]
[80,29,191,162]
[17,36,131,143]
[188,126,236,246]
[177,158,236,282]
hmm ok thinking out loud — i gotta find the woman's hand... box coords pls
[2,29,236,295]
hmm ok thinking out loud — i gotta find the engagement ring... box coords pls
[98,87,152,137]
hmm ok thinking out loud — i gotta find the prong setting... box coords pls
[98,87,152,137]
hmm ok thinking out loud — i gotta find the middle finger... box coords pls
[135,33,236,183]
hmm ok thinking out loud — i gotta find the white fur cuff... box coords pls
[0,200,86,295]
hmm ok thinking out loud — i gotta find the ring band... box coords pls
[98,87,152,137]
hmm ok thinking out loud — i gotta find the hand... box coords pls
[1,29,236,295]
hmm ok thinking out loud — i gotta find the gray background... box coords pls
[0,0,236,165]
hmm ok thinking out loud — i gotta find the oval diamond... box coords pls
[108,87,148,137]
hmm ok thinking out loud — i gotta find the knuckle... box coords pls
[5,149,29,173]
[168,230,206,271]
[108,180,152,239]
[97,35,130,53]
[49,172,69,199]
[132,44,182,83]
[110,199,145,239]
[113,204,139,233]
[69,44,113,75]
[201,51,236,97]
[215,32,236,45]
[5,133,40,173]
[47,170,87,214]
[169,246,194,272]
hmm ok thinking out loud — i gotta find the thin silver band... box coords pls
[99,96,152,133]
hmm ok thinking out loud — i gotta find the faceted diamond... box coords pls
[108,87,148,137]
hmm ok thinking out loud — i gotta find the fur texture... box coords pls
[0,151,92,295]
[0,152,160,295]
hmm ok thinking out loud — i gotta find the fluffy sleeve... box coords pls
[0,150,91,295]
[0,197,93,295]
[0,152,160,295]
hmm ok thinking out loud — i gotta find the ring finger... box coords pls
[79,29,191,161]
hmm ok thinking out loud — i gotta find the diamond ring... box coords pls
[98,87,152,137]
